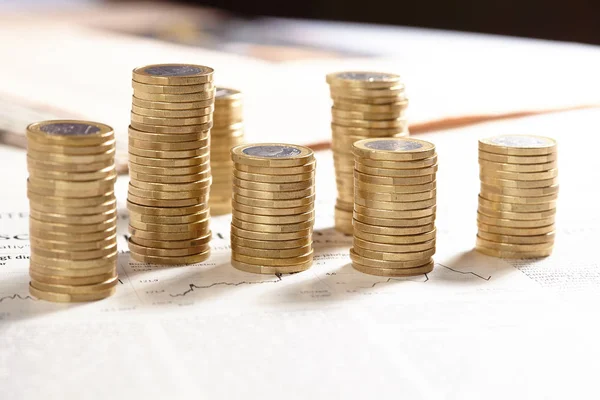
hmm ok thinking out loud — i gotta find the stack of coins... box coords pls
[476,135,558,258]
[26,120,118,302]
[230,143,316,274]
[210,87,245,215]
[326,71,410,234]
[127,64,214,265]
[350,138,437,277]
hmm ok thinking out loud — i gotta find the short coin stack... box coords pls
[230,143,316,274]
[26,120,118,302]
[327,71,410,234]
[350,138,438,277]
[209,87,245,215]
[127,64,215,265]
[476,135,558,258]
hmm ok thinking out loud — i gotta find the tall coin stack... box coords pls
[26,120,118,302]
[350,138,437,277]
[230,144,316,274]
[476,135,558,258]
[210,87,245,215]
[327,71,409,234]
[127,64,215,265]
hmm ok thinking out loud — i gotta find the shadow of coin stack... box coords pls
[230,143,316,274]
[26,120,118,302]
[127,64,215,265]
[209,88,245,215]
[327,71,410,234]
[476,135,558,258]
[350,138,438,277]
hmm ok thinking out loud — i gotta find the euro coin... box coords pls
[479,183,559,197]
[475,246,552,259]
[128,160,209,175]
[230,225,312,241]
[128,153,209,167]
[131,80,213,94]
[128,145,209,159]
[354,188,437,203]
[326,71,402,89]
[26,120,114,146]
[29,261,116,277]
[353,228,436,244]
[354,237,435,253]
[29,270,116,286]
[129,170,211,184]
[233,161,316,175]
[128,218,209,233]
[128,240,210,257]
[479,176,559,189]
[477,205,556,221]
[129,250,211,265]
[230,234,311,250]
[27,138,116,155]
[477,221,555,236]
[478,135,557,156]
[133,88,215,103]
[29,197,116,216]
[233,169,314,183]
[231,143,314,167]
[353,180,436,194]
[477,196,556,212]
[129,178,211,193]
[479,190,559,205]
[355,163,438,177]
[478,167,558,181]
[30,252,117,269]
[30,216,117,234]
[477,213,554,228]
[478,158,557,173]
[333,99,408,113]
[232,250,313,266]
[132,64,214,85]
[354,171,435,185]
[352,245,435,261]
[352,261,434,277]
[132,96,214,110]
[231,217,314,233]
[131,104,214,118]
[30,235,117,252]
[29,283,116,302]
[232,193,315,209]
[353,220,435,236]
[232,209,314,225]
[31,276,118,295]
[231,258,312,274]
[130,112,212,126]
[130,232,211,249]
[128,209,209,224]
[232,185,314,200]
[28,209,117,225]
[127,192,205,208]
[353,211,436,227]
[357,155,437,169]
[354,196,436,211]
[354,204,435,219]
[130,120,213,134]
[128,137,209,151]
[232,176,314,192]
[28,165,116,182]
[478,150,557,165]
[349,248,432,269]
[477,230,555,245]
[231,243,312,259]
[129,225,210,241]
[27,156,114,173]
[353,138,435,161]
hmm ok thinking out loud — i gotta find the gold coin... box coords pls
[26,120,114,146]
[132,95,214,110]
[355,163,438,177]
[128,209,209,224]
[233,169,314,183]
[332,117,407,130]
[129,137,209,151]
[27,182,114,200]
[354,237,435,253]
[475,245,552,259]
[479,150,557,165]
[130,120,213,134]
[352,261,433,277]
[29,197,116,216]
[354,196,436,211]
[133,87,215,102]
[130,112,212,127]
[333,97,408,111]
[130,232,211,249]
[129,218,210,233]
[231,217,313,233]
[479,135,556,156]
[331,107,404,121]
[326,71,401,89]
[29,270,116,286]
[127,192,206,208]
[232,193,315,208]
[232,185,315,200]
[27,138,116,155]
[478,158,557,173]
[477,221,555,236]
[331,94,406,105]
[231,200,313,216]
[477,196,556,212]
[215,87,242,102]
[31,276,118,294]
[356,155,437,169]
[28,147,115,164]
[230,224,312,241]
[28,174,116,191]
[30,235,117,252]
[28,225,116,243]
[29,283,116,302]
[353,220,435,236]
[128,184,209,200]
[131,104,213,118]
[352,137,434,161]
[133,64,213,85]
[232,250,313,266]
[128,145,209,159]
[349,248,432,268]
[352,245,435,261]
[30,216,116,235]
[330,83,405,97]
[132,80,213,94]
[354,228,436,244]
[232,243,312,259]
[477,230,555,245]
[479,190,559,205]
[478,205,556,221]
[353,211,435,227]
[29,209,117,225]
[129,225,210,241]
[353,204,436,219]
[28,165,116,182]
[479,167,558,181]
[480,176,559,189]
[212,122,244,134]
[232,209,314,225]
[479,183,559,197]
[231,143,314,167]
[354,180,436,194]
[354,189,437,203]
[129,159,209,174]
[231,258,312,274]
[232,177,313,192]
[129,177,211,193]
[27,156,114,173]
[129,249,211,265]
[130,170,211,184]
[29,261,116,277]
[477,212,554,228]
[233,161,316,175]
[354,171,435,186]
[128,239,210,257]
[230,233,311,250]
[331,123,408,138]
[30,252,117,269]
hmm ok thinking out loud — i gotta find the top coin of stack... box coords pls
[210,87,245,215]
[230,143,316,274]
[476,135,558,259]
[326,71,410,234]
[26,120,118,302]
[127,64,215,265]
[350,138,438,277]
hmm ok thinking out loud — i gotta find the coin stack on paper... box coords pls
[209,88,245,215]
[350,138,437,277]
[230,143,316,274]
[327,71,410,234]
[127,64,215,265]
[26,120,118,302]
[476,135,558,258]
